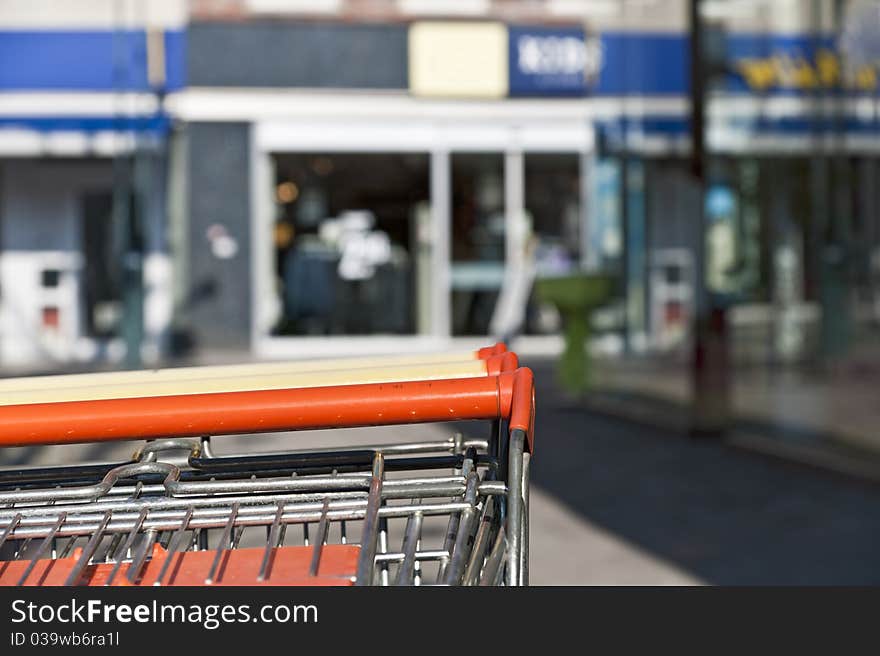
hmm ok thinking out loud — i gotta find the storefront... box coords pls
[172,2,880,363]
[172,18,601,358]
[245,94,595,358]
[0,1,184,368]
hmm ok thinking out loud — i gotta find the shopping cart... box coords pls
[0,345,534,586]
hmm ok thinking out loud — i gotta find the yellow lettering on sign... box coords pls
[735,50,877,91]
[816,48,839,87]
[737,58,777,91]
[856,66,877,90]
[790,56,818,88]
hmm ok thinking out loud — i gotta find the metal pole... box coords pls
[688,0,730,436]
[111,0,144,369]
[689,0,706,316]
[430,149,452,339]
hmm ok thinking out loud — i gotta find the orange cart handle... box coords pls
[485,350,518,375]
[476,342,507,359]
[0,367,535,451]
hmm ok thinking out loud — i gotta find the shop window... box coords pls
[271,153,428,336]
[525,153,581,263]
[451,153,504,336]
[523,153,581,335]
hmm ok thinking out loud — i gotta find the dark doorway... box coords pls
[80,191,141,338]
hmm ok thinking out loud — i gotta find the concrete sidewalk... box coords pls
[526,364,880,584]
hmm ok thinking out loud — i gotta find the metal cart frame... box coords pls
[0,347,534,586]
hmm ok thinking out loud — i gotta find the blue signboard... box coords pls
[726,33,879,94]
[594,32,688,96]
[0,29,186,92]
[508,26,596,96]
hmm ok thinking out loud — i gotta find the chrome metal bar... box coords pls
[376,549,448,563]
[506,429,526,587]
[205,502,239,584]
[231,525,244,550]
[308,499,330,577]
[208,439,489,457]
[5,499,473,539]
[378,517,389,587]
[58,537,77,559]
[521,450,530,587]
[257,502,284,582]
[395,511,423,586]
[0,513,21,552]
[153,506,193,586]
[126,529,157,584]
[463,496,497,586]
[64,510,112,586]
[17,512,66,586]
[197,527,209,551]
[479,526,506,586]
[103,533,123,565]
[135,439,200,462]
[443,471,480,585]
[436,449,476,582]
[435,513,458,582]
[354,453,384,586]
[0,462,179,506]
[200,436,216,459]
[0,479,505,525]
[2,490,370,523]
[105,508,148,586]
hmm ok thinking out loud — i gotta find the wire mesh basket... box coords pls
[0,345,534,586]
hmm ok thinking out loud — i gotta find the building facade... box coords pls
[1,0,879,366]
[0,0,185,367]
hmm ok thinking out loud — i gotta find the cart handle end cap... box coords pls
[505,368,535,453]
[476,343,508,359]
[485,351,519,375]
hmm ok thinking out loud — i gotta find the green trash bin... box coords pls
[534,273,614,395]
